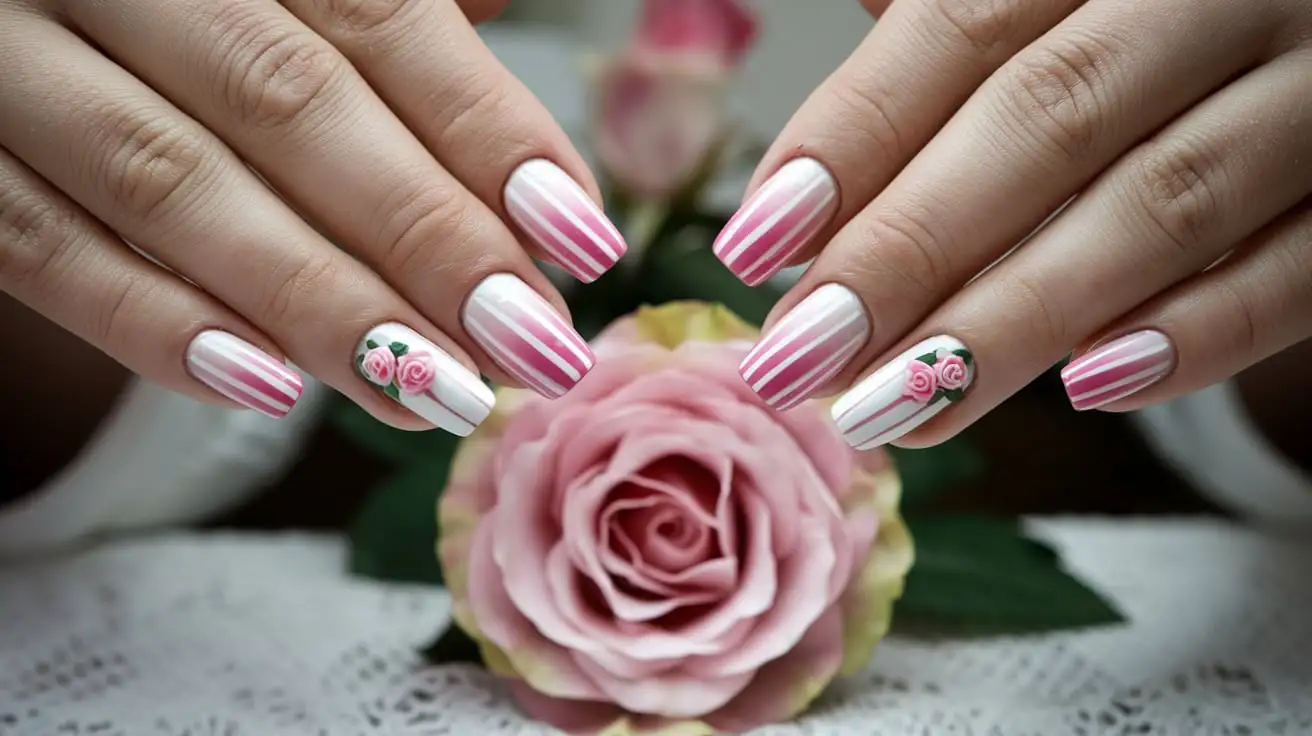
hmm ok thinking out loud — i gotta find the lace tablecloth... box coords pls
[1,518,1310,735]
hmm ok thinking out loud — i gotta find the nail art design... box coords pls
[1061,330,1175,411]
[186,330,303,419]
[714,158,838,286]
[832,335,975,450]
[739,284,870,411]
[355,323,494,436]
[504,159,628,283]
[463,273,595,399]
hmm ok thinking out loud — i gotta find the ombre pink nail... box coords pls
[739,284,870,410]
[504,159,628,283]
[1061,330,1176,411]
[463,273,595,398]
[714,158,838,286]
[186,330,303,419]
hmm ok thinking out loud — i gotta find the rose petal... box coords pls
[574,655,754,720]
[510,683,705,736]
[685,515,837,677]
[466,523,605,700]
[619,501,715,572]
[605,517,736,594]
[702,607,845,733]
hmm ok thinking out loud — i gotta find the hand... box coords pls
[0,0,624,436]
[721,0,1311,449]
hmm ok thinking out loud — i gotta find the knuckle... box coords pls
[1214,278,1260,359]
[992,267,1069,349]
[1126,138,1226,255]
[927,0,1023,55]
[321,0,416,35]
[221,20,346,131]
[426,72,517,151]
[378,184,482,276]
[0,187,84,289]
[259,253,340,327]
[94,275,155,348]
[92,112,216,226]
[824,75,905,165]
[997,34,1116,162]
[851,203,956,301]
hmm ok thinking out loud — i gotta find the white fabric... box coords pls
[1,519,1310,735]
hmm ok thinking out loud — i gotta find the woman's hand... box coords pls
[723,0,1311,449]
[0,0,624,436]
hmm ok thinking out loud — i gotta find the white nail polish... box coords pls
[354,323,494,436]
[831,335,975,450]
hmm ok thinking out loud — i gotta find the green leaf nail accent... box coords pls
[944,388,965,402]
[383,383,401,401]
[389,341,409,358]
[929,389,946,404]
[355,354,365,370]
[366,339,379,350]
[952,349,973,365]
[918,352,938,366]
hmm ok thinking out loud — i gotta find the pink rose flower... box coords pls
[934,352,968,391]
[361,346,397,386]
[395,350,437,394]
[592,0,759,200]
[440,303,912,735]
[902,359,939,404]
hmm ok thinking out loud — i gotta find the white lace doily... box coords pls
[1,518,1310,735]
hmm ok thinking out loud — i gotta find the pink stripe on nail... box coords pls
[186,330,303,419]
[740,284,869,410]
[464,273,594,398]
[505,159,627,283]
[715,158,838,285]
[1062,330,1175,411]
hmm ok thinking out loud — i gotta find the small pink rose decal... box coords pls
[396,351,438,394]
[361,346,397,386]
[902,358,939,404]
[934,352,968,390]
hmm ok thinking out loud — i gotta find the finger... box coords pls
[0,147,305,418]
[742,0,1287,408]
[281,0,625,280]
[832,53,1312,450]
[1061,202,1312,412]
[63,0,605,392]
[715,0,1087,284]
[0,19,495,433]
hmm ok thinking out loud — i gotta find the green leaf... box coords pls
[943,388,965,402]
[928,389,945,404]
[888,436,985,508]
[383,383,401,401]
[917,352,938,366]
[355,354,365,370]
[420,624,484,666]
[389,341,409,358]
[366,339,379,350]
[348,440,459,586]
[896,516,1125,635]
[329,393,448,464]
[952,349,973,365]
[640,233,783,327]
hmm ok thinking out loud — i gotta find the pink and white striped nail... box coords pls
[504,159,628,283]
[832,335,975,450]
[1061,330,1176,411]
[463,273,595,398]
[186,330,303,419]
[740,284,870,410]
[355,323,495,436]
[714,158,839,286]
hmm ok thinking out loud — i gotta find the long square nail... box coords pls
[714,158,838,286]
[739,284,869,410]
[187,330,303,419]
[355,323,495,436]
[463,273,595,398]
[832,335,975,450]
[504,159,628,283]
[1061,330,1175,411]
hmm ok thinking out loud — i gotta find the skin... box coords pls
[745,0,1311,446]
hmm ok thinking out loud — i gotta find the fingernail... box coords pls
[714,158,838,286]
[355,323,495,436]
[463,273,595,399]
[832,335,975,450]
[1061,330,1175,411]
[186,330,303,419]
[740,284,870,410]
[504,159,628,283]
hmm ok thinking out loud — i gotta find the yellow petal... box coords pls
[631,302,759,349]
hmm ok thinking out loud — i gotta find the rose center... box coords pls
[617,502,715,574]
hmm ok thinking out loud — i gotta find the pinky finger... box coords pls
[0,148,303,418]
[1062,202,1312,412]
